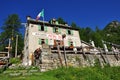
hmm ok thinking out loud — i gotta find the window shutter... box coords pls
[58,28,61,33]
[45,39,48,45]
[68,41,70,46]
[56,21,59,25]
[44,26,47,32]
[38,25,41,31]
[71,30,73,35]
[66,30,68,34]
[53,28,55,33]
[38,38,41,44]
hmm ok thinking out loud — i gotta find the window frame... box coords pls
[38,25,47,32]
[67,29,73,35]
[38,38,48,45]
[53,27,61,33]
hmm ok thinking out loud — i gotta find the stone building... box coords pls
[23,16,81,66]
[22,17,120,70]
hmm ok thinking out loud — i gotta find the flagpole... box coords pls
[36,9,45,26]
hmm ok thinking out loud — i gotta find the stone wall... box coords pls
[40,49,120,71]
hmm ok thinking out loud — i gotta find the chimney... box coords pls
[27,16,31,20]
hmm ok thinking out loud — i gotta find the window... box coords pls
[73,41,76,46]
[68,41,73,46]
[41,25,44,31]
[38,25,47,32]
[41,39,45,44]
[68,30,71,35]
[38,38,48,45]
[53,27,58,33]
[68,41,74,48]
[66,30,73,35]
[53,27,61,33]
[54,40,63,47]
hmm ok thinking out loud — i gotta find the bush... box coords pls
[9,57,21,64]
[0,68,3,73]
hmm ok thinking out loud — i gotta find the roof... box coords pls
[81,40,94,48]
[27,18,79,31]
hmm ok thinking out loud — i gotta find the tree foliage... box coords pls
[71,22,77,28]
[0,14,24,57]
[57,17,67,25]
[56,18,120,48]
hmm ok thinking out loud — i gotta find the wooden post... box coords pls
[56,42,63,67]
[81,45,87,60]
[112,46,119,61]
[15,35,18,57]
[98,47,106,67]
[81,45,91,66]
[62,34,67,67]
[5,39,12,58]
[102,40,110,66]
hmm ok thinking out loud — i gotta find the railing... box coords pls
[0,52,9,58]
[0,52,9,65]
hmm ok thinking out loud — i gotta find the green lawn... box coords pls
[0,66,120,80]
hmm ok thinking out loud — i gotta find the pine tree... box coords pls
[0,14,24,57]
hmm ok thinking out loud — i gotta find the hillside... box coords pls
[103,21,120,45]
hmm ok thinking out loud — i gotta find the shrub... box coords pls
[9,57,21,64]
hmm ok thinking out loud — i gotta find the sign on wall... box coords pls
[47,34,62,40]
[32,32,47,38]
[32,32,62,40]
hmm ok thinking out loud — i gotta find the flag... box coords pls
[36,9,44,20]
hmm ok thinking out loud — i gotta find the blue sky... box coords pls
[0,0,120,32]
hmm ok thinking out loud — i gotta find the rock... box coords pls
[9,72,22,76]
[29,70,38,72]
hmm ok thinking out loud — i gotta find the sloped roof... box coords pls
[27,18,79,31]
[81,40,94,48]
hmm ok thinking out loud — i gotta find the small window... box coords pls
[70,41,73,46]
[55,28,58,32]
[68,30,71,35]
[56,40,60,45]
[41,25,44,31]
[41,39,45,44]
[53,27,58,33]
[68,41,74,48]
[67,30,73,35]
[38,25,47,32]
[38,38,48,45]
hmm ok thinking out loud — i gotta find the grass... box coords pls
[0,66,120,80]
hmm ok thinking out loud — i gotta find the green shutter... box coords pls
[50,20,52,24]
[38,38,41,44]
[73,41,76,46]
[53,28,55,33]
[66,29,68,34]
[68,41,70,46]
[58,28,61,33]
[56,21,59,25]
[46,39,48,45]
[44,26,47,32]
[71,30,73,35]
[38,25,41,31]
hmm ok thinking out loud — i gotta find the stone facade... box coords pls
[23,17,81,66]
[23,17,120,71]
